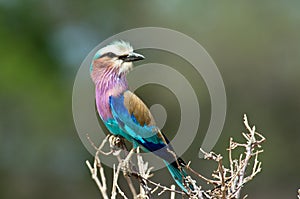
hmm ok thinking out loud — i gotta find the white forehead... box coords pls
[94,40,133,59]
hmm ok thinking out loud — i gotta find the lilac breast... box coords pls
[95,75,128,121]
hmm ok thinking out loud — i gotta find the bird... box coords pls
[90,40,193,193]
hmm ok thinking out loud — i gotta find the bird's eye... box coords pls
[118,54,128,60]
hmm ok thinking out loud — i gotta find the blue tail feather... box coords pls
[164,160,192,193]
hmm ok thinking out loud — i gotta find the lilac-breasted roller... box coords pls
[90,41,193,193]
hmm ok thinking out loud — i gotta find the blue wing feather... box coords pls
[108,92,193,193]
[109,94,171,152]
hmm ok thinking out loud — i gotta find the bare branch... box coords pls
[85,115,266,199]
[170,185,176,199]
[85,135,110,199]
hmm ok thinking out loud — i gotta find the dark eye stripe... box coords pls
[100,52,117,58]
[118,54,128,60]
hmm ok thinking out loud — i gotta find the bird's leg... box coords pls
[110,136,137,174]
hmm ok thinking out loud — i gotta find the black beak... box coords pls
[122,52,145,62]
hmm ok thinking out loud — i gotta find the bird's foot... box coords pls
[109,135,125,155]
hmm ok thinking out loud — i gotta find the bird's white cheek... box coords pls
[119,62,133,74]
[115,60,123,67]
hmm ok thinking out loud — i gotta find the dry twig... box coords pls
[86,114,266,199]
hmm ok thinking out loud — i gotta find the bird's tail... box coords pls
[164,160,194,193]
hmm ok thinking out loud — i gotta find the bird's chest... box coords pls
[95,81,127,121]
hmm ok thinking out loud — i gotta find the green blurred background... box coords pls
[1,1,299,198]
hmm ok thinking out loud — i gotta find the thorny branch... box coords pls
[86,114,266,198]
[195,114,266,199]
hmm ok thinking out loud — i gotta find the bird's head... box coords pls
[90,40,144,77]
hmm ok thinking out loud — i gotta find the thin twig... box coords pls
[86,160,109,199]
[170,185,176,199]
[112,163,122,199]
[85,115,265,199]
[186,161,219,185]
